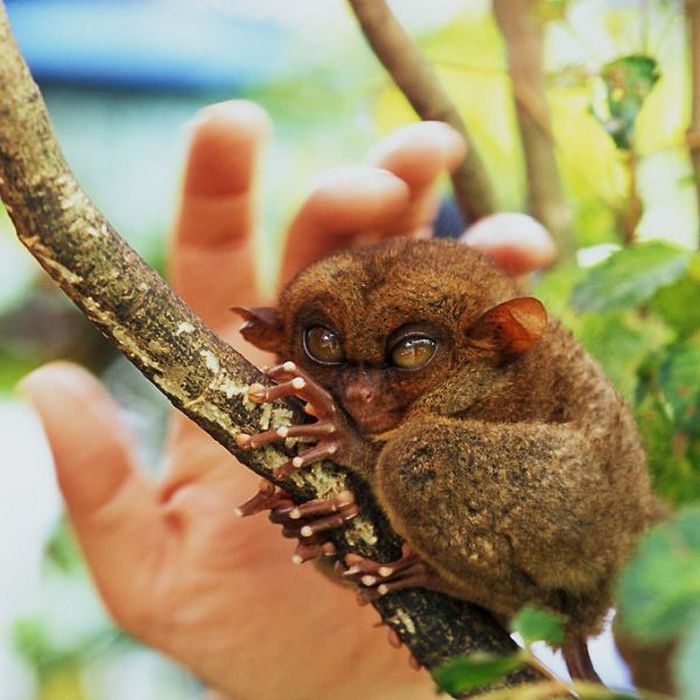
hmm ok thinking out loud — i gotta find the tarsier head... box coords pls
[235,239,548,435]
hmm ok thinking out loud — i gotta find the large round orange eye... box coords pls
[303,326,345,364]
[390,336,436,369]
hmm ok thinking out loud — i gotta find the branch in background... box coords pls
[619,150,642,246]
[492,0,575,263]
[0,3,542,696]
[346,0,496,224]
[687,0,700,250]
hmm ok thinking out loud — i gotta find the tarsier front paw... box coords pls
[236,361,352,479]
[234,362,360,562]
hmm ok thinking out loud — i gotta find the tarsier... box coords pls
[233,238,661,682]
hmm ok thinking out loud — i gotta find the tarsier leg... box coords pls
[237,362,352,479]
[233,479,293,517]
[562,635,602,684]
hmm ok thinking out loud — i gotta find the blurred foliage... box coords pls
[512,606,565,647]
[594,56,660,151]
[617,507,700,699]
[13,520,130,696]
[435,651,527,695]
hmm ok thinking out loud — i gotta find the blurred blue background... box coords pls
[8,0,290,90]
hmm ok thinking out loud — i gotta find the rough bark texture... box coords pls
[687,0,700,249]
[347,0,496,224]
[492,0,575,262]
[0,3,542,695]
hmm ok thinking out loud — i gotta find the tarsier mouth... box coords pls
[346,408,402,436]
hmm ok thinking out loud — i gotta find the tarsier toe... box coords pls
[273,440,342,479]
[343,546,438,597]
[387,627,403,649]
[233,479,291,517]
[289,491,356,520]
[291,540,336,565]
[408,654,422,671]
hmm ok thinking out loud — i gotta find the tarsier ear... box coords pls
[466,297,548,356]
[231,306,284,353]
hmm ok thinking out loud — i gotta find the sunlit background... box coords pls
[0,1,694,698]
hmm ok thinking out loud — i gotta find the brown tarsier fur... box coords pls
[242,238,661,641]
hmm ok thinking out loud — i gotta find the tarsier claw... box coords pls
[235,432,252,449]
[291,540,337,565]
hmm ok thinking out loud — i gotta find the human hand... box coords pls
[20,101,555,700]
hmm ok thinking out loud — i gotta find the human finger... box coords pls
[170,100,272,327]
[278,166,410,287]
[461,213,557,276]
[370,121,466,237]
[19,363,164,628]
[278,122,465,286]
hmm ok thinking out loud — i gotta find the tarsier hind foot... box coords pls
[337,543,443,604]
[234,479,358,563]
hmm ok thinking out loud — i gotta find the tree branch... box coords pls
[492,0,575,262]
[0,4,541,695]
[346,0,496,224]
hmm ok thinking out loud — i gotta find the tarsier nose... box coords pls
[346,383,374,405]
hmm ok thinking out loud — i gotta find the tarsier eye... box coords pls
[303,326,345,364]
[390,335,437,369]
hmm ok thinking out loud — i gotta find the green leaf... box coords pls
[594,55,660,149]
[434,652,525,694]
[635,394,700,506]
[577,310,669,401]
[571,242,690,313]
[511,605,565,646]
[617,505,700,642]
[650,254,700,338]
[634,338,700,506]
[658,342,700,433]
[675,613,700,700]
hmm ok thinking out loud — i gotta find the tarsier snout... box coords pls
[343,374,377,406]
[339,371,403,434]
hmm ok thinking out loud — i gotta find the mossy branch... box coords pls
[346,0,496,224]
[0,4,542,695]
